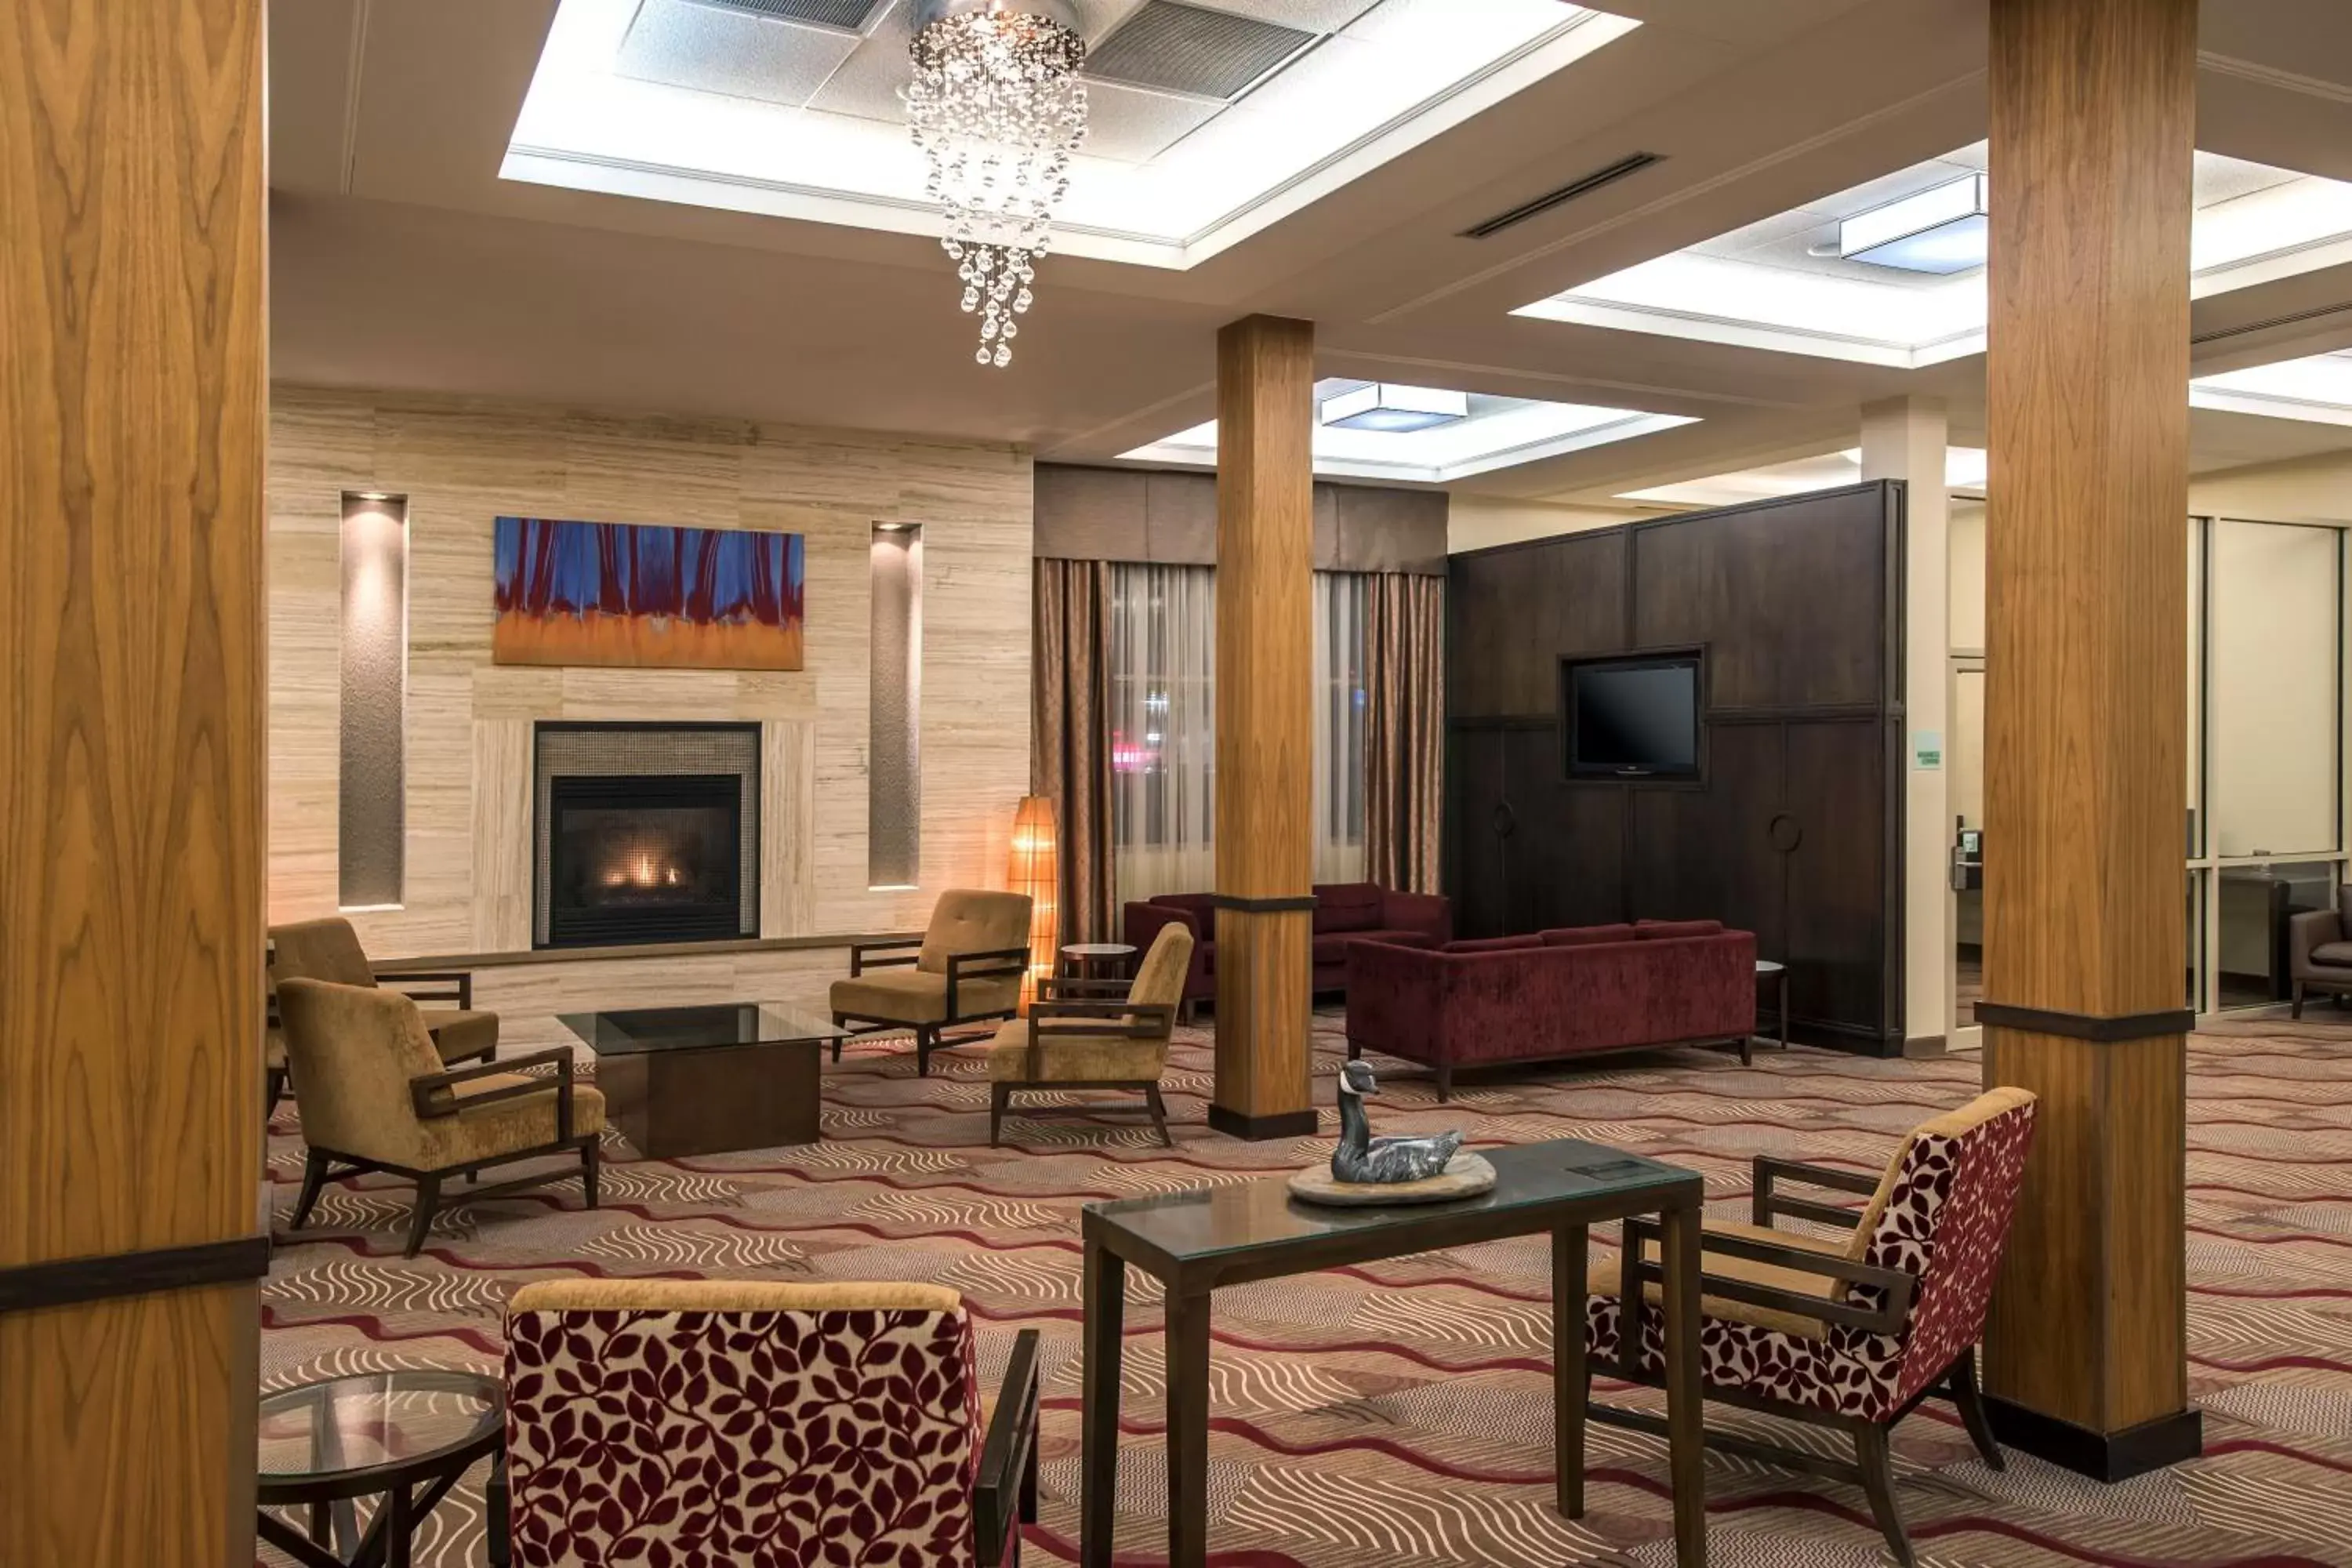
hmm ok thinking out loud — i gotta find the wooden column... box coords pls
[1979,0,2201,1481]
[0,2,269,1565]
[1210,316,1319,1141]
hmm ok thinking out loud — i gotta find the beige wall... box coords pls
[268,386,1033,961]
[2190,448,2352,524]
[1446,493,1656,554]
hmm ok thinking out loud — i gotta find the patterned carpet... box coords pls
[259,1011,2352,1567]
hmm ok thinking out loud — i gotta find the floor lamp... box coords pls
[1007,795,1059,1011]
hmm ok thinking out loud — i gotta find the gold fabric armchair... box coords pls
[269,916,501,1076]
[830,889,1032,1075]
[276,978,605,1258]
[985,922,1193,1147]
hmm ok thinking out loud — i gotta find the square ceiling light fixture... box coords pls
[1838,173,1989,274]
[1319,383,1471,433]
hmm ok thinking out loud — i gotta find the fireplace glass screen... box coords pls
[545,774,746,948]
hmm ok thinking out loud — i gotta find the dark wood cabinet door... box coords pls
[1783,720,1895,1047]
[1629,723,1788,963]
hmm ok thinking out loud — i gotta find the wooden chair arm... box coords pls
[946,947,1029,1019]
[411,1048,575,1143]
[1036,975,1131,1000]
[1031,1001,1174,1041]
[384,970,474,1009]
[1622,1217,1917,1336]
[974,1328,1041,1566]
[849,937,923,978]
[1752,1154,1878,1229]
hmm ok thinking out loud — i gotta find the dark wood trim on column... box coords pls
[0,1238,272,1316]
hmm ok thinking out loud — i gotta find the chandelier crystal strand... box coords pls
[907,6,1086,368]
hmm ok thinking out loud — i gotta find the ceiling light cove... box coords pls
[503,0,1640,270]
[2192,350,2352,426]
[1519,147,2352,368]
[1123,379,1697,483]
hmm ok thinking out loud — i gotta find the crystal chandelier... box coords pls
[906,0,1087,368]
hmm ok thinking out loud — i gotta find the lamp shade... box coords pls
[1007,794,1060,1006]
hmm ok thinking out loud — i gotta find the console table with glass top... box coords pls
[1080,1138,1710,1568]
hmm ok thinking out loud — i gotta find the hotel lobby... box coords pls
[11,2,2352,1566]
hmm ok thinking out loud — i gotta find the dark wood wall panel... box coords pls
[1035,463,1447,574]
[1445,485,1903,1051]
[1,0,267,1563]
[1449,528,1625,719]
[1634,489,1890,710]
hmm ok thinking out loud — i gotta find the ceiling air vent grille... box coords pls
[1086,2,1319,102]
[695,0,885,31]
[1461,152,1665,239]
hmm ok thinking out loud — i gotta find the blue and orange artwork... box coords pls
[492,517,805,670]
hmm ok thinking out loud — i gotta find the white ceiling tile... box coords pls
[1178,0,1380,35]
[617,0,860,108]
[1081,82,1227,163]
[802,27,913,122]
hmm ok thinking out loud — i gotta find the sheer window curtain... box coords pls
[1313,572,1370,884]
[1109,564,1218,905]
[1109,564,1373,902]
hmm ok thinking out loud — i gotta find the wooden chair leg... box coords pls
[291,1150,332,1230]
[916,1028,935,1077]
[1947,1346,2003,1471]
[991,1082,1010,1148]
[1145,1084,1172,1147]
[1854,1425,1913,1567]
[1739,1035,1755,1067]
[2293,980,2307,1019]
[1435,1065,1454,1103]
[404,1174,441,1260]
[580,1140,601,1209]
[264,1067,289,1121]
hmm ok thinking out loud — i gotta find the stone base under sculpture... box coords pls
[1287,1152,1497,1207]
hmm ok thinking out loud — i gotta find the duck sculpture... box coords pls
[1332,1060,1465,1184]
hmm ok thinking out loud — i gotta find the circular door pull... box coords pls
[1768,813,1804,854]
[1493,801,1519,840]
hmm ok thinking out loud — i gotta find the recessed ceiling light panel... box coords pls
[1319,383,1470,433]
[1838,172,1989,274]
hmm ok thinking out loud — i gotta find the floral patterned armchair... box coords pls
[492,1280,1040,1568]
[1581,1086,2039,1566]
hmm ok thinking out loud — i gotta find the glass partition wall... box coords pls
[1951,514,2348,1024]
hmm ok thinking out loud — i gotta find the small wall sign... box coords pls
[1912,731,1944,771]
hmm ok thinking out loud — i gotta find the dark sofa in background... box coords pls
[1345,919,1758,1098]
[1123,882,1453,1014]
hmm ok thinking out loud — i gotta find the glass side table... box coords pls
[256,1369,503,1568]
[1755,959,1790,1051]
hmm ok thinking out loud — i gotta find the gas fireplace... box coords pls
[533,724,760,950]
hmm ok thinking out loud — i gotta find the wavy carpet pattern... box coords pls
[259,1013,2352,1567]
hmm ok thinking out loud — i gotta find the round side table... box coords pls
[1755,960,1790,1051]
[256,1369,503,1568]
[1060,942,1138,983]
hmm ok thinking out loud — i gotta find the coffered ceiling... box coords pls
[267,0,2352,503]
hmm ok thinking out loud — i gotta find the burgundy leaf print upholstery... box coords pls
[1588,1089,2038,1421]
[505,1290,986,1568]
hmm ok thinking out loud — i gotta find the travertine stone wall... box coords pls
[268,386,1033,960]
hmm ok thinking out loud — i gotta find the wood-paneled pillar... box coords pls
[1,2,269,1564]
[1209,316,1319,1141]
[1979,0,2201,1481]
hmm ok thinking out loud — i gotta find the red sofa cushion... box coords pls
[1636,919,1724,941]
[1153,893,1218,920]
[1313,883,1386,934]
[1541,924,1637,947]
[1446,935,1544,953]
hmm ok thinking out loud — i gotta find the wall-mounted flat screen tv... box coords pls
[1563,655,1702,780]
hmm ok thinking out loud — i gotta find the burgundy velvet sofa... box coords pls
[1123,883,1453,1011]
[1344,919,1759,1099]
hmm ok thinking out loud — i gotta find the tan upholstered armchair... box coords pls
[985,922,1192,1147]
[276,978,605,1258]
[830,889,1032,1076]
[269,916,500,1071]
[492,1281,1040,1568]
[1580,1087,2039,1567]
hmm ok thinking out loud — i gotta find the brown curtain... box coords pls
[1364,572,1445,895]
[1032,558,1115,945]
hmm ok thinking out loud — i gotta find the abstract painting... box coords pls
[492,517,805,670]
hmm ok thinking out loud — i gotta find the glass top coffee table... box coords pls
[1079,1138,1709,1568]
[560,1001,845,1159]
[256,1370,503,1568]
